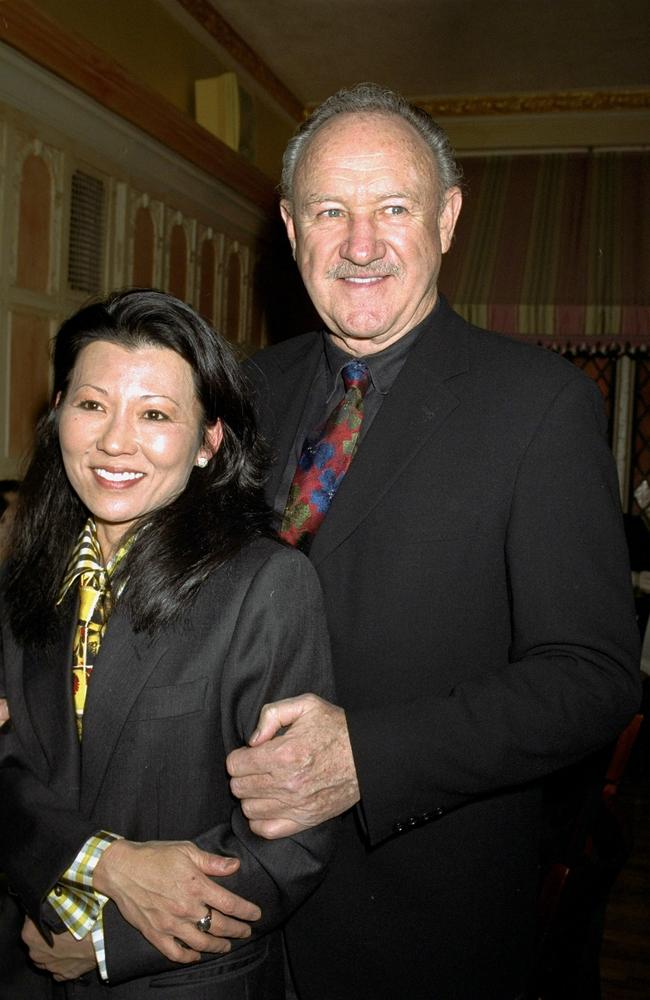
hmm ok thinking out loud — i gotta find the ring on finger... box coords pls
[196,905,212,933]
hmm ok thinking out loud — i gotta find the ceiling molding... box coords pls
[176,0,304,121]
[414,89,650,117]
[0,0,277,213]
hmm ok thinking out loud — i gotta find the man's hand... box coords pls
[0,697,9,726]
[227,694,360,839]
[22,917,96,981]
[93,840,261,964]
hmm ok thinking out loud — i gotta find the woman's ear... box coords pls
[196,419,224,467]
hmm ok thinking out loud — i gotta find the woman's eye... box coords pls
[143,409,168,421]
[77,399,103,411]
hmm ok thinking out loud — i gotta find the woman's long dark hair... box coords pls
[4,289,272,642]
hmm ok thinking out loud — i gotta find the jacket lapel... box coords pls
[249,334,323,502]
[309,304,470,565]
[79,608,165,816]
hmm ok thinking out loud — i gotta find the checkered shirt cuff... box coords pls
[47,832,120,943]
[91,907,110,981]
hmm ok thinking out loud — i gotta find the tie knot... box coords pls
[341,360,370,393]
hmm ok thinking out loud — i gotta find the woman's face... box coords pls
[58,341,221,560]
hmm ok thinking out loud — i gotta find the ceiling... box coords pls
[208,0,649,108]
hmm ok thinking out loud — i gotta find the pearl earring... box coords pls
[197,456,208,468]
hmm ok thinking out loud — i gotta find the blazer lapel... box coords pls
[79,609,165,816]
[249,334,323,501]
[310,306,470,565]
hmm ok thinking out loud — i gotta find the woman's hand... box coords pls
[0,698,9,726]
[22,918,96,981]
[93,840,262,964]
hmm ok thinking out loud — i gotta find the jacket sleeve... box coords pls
[348,373,641,844]
[102,547,336,983]
[0,606,102,936]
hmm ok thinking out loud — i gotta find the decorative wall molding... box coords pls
[0,0,277,213]
[176,0,304,122]
[415,89,650,117]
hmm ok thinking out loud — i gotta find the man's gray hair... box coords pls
[281,82,461,204]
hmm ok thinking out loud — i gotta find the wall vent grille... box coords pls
[68,170,105,293]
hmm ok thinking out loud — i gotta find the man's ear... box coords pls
[438,186,463,254]
[196,419,224,467]
[280,200,297,257]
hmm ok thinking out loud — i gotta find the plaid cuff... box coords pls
[47,831,120,940]
[91,907,109,981]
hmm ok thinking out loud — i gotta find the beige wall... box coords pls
[33,0,296,180]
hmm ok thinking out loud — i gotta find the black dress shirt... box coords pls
[273,303,438,523]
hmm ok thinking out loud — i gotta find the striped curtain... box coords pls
[439,151,650,346]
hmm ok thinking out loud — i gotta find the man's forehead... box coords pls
[294,112,438,192]
[306,111,423,155]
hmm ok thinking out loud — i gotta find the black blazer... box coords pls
[245,299,641,1000]
[0,538,334,994]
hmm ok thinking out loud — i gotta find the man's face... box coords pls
[281,112,462,356]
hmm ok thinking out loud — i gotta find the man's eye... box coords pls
[319,208,344,219]
[385,205,407,216]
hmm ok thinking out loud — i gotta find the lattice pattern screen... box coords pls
[631,358,650,515]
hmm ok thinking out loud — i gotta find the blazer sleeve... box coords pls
[0,622,101,937]
[102,546,336,984]
[348,373,641,844]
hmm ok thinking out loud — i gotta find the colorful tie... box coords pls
[280,360,370,551]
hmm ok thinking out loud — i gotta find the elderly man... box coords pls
[227,84,640,999]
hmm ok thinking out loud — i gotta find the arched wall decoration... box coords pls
[165,210,196,303]
[16,152,51,292]
[8,311,50,460]
[168,223,188,301]
[128,193,165,290]
[224,245,241,342]
[249,254,266,347]
[198,233,216,324]
[11,136,63,294]
[131,204,155,287]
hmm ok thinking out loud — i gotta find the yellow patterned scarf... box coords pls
[57,519,132,739]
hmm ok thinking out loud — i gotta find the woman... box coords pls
[0,289,334,998]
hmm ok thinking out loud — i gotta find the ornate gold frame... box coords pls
[416,90,650,117]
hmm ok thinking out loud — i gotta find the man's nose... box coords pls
[339,215,386,266]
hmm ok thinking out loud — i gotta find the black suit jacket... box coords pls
[245,298,641,1000]
[0,538,334,993]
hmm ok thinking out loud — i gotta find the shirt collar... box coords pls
[57,518,133,605]
[322,301,438,400]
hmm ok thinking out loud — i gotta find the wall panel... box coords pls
[0,45,273,477]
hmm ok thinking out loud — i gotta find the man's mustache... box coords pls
[326,263,402,280]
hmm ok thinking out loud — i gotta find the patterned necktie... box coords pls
[58,521,130,739]
[280,360,370,551]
